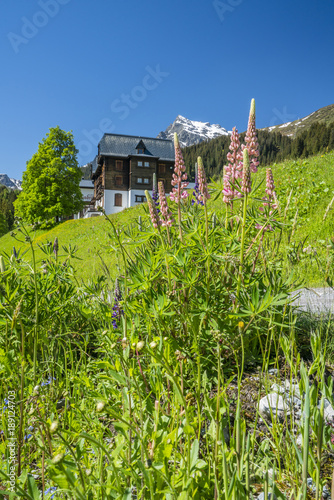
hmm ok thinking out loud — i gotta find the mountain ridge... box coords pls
[261,103,334,137]
[0,174,22,190]
[157,115,231,147]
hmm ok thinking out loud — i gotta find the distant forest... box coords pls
[0,185,18,236]
[183,121,334,180]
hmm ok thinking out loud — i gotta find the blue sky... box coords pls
[1,0,334,180]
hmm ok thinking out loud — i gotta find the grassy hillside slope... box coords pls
[0,204,146,281]
[1,150,334,285]
[261,103,334,137]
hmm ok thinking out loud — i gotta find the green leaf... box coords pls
[27,476,40,500]
[190,439,199,471]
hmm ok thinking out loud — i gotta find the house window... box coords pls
[135,195,145,203]
[116,160,123,171]
[138,161,143,167]
[137,148,144,154]
[115,193,122,206]
[159,164,166,173]
[144,162,149,167]
[137,177,149,184]
[115,176,122,186]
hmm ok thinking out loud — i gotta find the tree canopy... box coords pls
[15,126,84,223]
[0,184,18,235]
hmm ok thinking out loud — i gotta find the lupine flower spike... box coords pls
[158,181,174,227]
[223,127,243,204]
[152,173,160,212]
[145,190,161,229]
[197,157,210,204]
[53,237,58,258]
[192,163,202,206]
[170,133,189,203]
[241,148,252,195]
[242,99,259,173]
[256,168,278,232]
[112,279,122,329]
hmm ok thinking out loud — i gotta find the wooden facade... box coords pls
[91,134,175,211]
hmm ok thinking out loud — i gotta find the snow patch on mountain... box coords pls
[157,115,231,147]
[0,174,22,190]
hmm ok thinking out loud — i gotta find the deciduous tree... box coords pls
[15,126,83,223]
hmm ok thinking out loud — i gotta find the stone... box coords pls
[268,368,279,376]
[258,394,288,420]
[324,400,334,421]
[257,492,278,500]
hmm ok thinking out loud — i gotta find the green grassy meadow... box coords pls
[1,150,334,285]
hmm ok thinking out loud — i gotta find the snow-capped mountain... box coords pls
[157,115,231,147]
[0,174,22,190]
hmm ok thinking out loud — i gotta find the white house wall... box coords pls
[103,190,126,215]
[128,189,153,208]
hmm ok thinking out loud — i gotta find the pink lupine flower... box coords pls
[158,181,174,227]
[170,133,189,202]
[256,168,278,232]
[197,157,210,204]
[241,148,251,195]
[145,190,161,229]
[222,166,233,204]
[242,99,259,173]
[223,127,243,204]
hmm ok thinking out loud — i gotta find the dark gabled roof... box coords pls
[98,133,175,161]
[135,139,146,150]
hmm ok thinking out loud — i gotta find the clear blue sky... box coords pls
[1,0,334,180]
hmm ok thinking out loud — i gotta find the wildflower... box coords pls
[0,256,5,273]
[242,99,259,173]
[53,237,58,258]
[41,377,55,387]
[52,453,64,464]
[256,168,278,232]
[112,279,122,329]
[121,337,128,349]
[33,385,40,395]
[192,168,203,206]
[136,341,145,351]
[170,133,189,203]
[45,487,57,499]
[1,398,9,414]
[158,181,174,227]
[145,190,161,229]
[197,157,210,204]
[238,321,244,329]
[241,149,251,195]
[50,422,59,434]
[149,341,157,349]
[152,173,160,213]
[96,401,105,412]
[223,126,244,204]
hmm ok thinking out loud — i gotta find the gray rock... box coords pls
[258,394,288,420]
[257,492,278,500]
[56,399,70,410]
[296,433,303,445]
[324,400,334,421]
[268,368,279,375]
